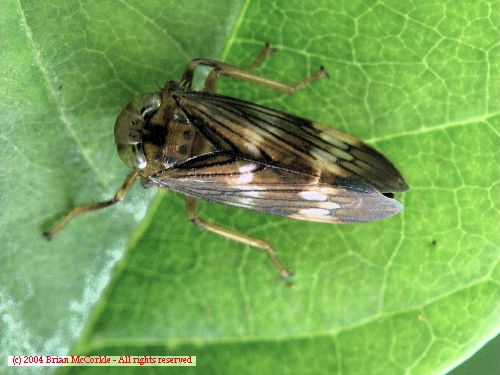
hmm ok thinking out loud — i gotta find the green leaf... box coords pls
[2,1,499,375]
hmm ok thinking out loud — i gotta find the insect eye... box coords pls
[116,143,147,170]
[114,93,161,170]
[136,95,161,121]
[128,93,162,116]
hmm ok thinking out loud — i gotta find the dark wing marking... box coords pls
[150,152,403,223]
[170,89,408,193]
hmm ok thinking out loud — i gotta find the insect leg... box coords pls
[180,48,328,94]
[247,43,275,73]
[205,61,327,94]
[43,171,140,240]
[185,196,293,279]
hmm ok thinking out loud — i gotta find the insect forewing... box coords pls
[151,151,403,223]
[169,88,408,194]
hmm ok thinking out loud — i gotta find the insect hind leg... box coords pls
[202,43,275,92]
[180,44,329,94]
[185,196,293,279]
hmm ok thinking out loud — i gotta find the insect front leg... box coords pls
[185,196,293,279]
[180,45,329,94]
[43,171,140,240]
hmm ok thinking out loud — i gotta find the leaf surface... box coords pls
[1,1,499,374]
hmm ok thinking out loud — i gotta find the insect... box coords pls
[44,45,408,278]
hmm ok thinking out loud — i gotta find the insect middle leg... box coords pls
[185,196,292,279]
[180,44,329,93]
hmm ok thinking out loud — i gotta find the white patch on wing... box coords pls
[310,146,338,164]
[299,208,331,216]
[318,127,357,146]
[318,130,349,149]
[328,147,354,161]
[318,201,341,209]
[235,173,254,184]
[233,163,258,184]
[299,191,328,201]
[241,191,263,198]
[238,164,257,173]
